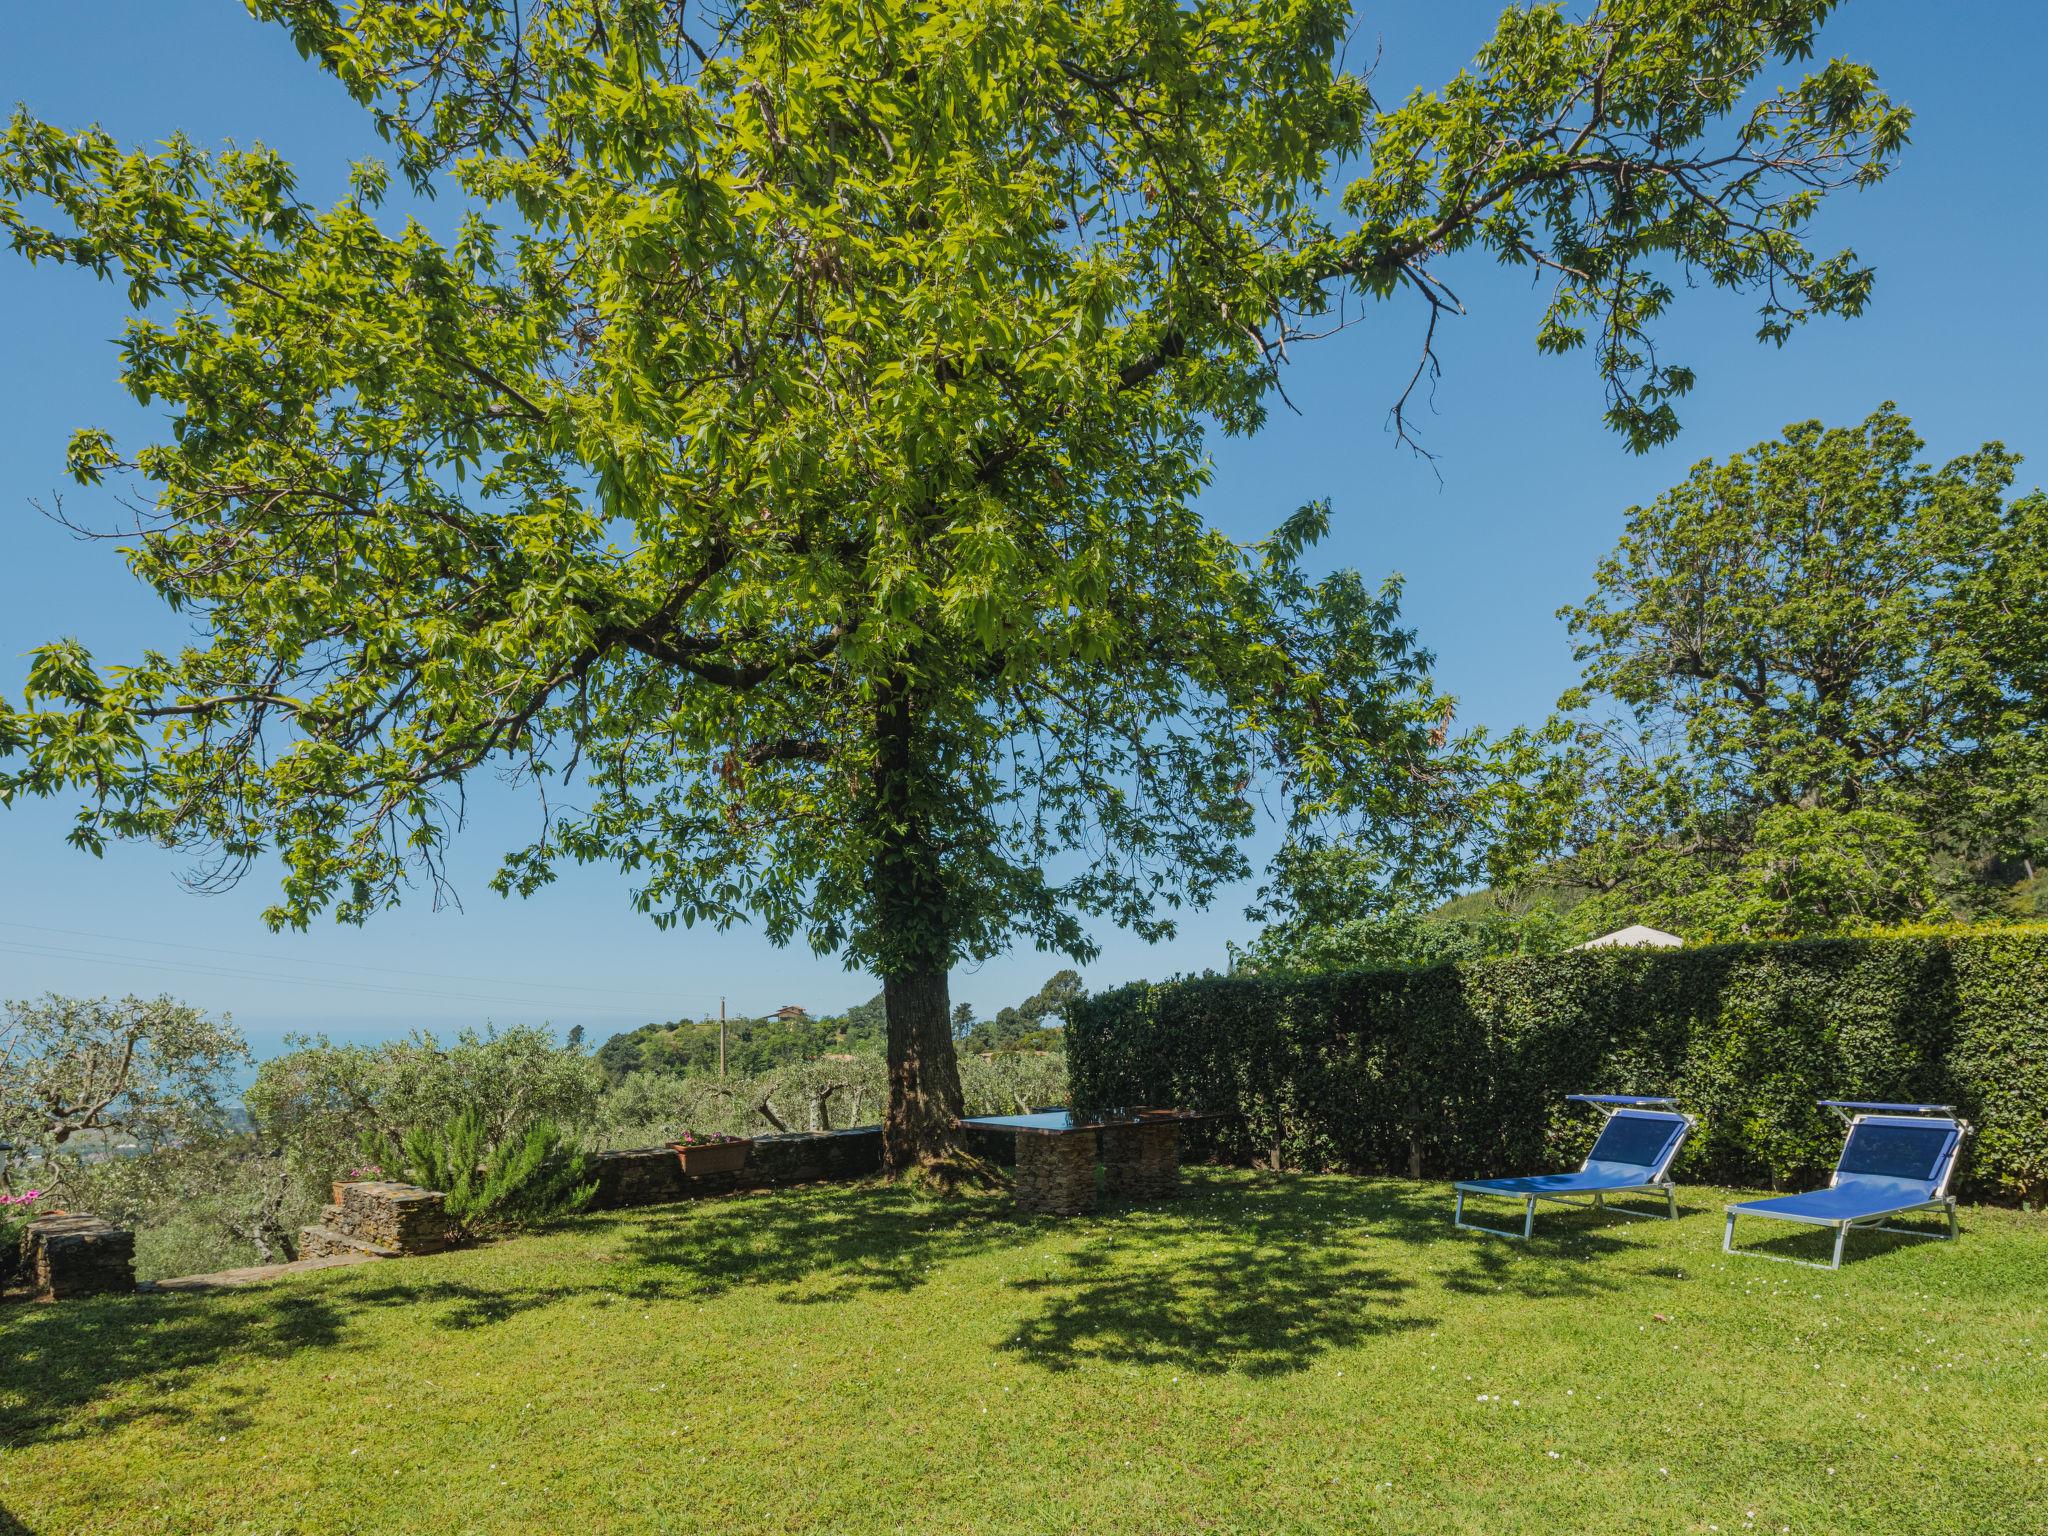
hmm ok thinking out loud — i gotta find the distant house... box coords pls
[771,1005,810,1022]
[1571,924,1684,950]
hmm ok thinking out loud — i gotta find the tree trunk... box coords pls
[872,673,970,1174]
[881,963,967,1172]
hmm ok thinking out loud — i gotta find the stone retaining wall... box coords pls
[591,1122,1021,1210]
[593,1127,883,1209]
[22,1213,136,1300]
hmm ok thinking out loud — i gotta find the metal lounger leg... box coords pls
[1453,1188,1539,1240]
[1892,1200,1960,1242]
[1564,1184,1676,1222]
[1725,1211,1854,1271]
[1869,1201,1964,1241]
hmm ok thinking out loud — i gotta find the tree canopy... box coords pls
[0,0,1907,1167]
[1505,404,2048,937]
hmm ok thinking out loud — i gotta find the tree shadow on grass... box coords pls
[0,1504,39,1536]
[0,1176,1031,1448]
[1434,1226,1635,1302]
[1241,1169,1655,1303]
[295,1274,577,1332]
[618,1170,1444,1375]
[997,1198,1431,1377]
[605,1169,1693,1370]
[0,1168,1713,1446]
[611,1180,1024,1305]
[0,1289,345,1448]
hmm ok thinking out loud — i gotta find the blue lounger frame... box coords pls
[1452,1095,1697,1240]
[1722,1101,1971,1271]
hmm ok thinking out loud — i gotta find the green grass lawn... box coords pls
[3,1170,2043,1535]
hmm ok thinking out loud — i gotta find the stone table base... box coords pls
[1101,1121,1181,1202]
[1014,1129,1098,1216]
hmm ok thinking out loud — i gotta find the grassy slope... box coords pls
[2,1171,2042,1536]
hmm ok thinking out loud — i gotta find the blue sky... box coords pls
[2,2,2043,1059]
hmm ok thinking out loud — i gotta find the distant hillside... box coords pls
[1427,881,1593,926]
[595,996,886,1081]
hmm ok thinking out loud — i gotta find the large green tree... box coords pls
[1509,405,2048,937]
[0,0,1904,1171]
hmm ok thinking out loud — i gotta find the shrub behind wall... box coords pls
[1067,929,2048,1202]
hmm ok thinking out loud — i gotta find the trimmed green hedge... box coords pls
[1069,929,2048,1202]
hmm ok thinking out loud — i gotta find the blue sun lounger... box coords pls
[1452,1095,1696,1240]
[1723,1102,1971,1270]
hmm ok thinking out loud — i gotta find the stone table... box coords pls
[959,1108,1227,1217]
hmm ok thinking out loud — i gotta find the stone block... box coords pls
[331,1181,454,1254]
[1102,1122,1181,1202]
[1013,1130,1098,1216]
[297,1224,400,1261]
[24,1213,136,1300]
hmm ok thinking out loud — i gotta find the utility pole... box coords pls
[719,997,727,1078]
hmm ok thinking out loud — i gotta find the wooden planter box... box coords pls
[670,1139,751,1177]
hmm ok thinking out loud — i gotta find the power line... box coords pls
[0,936,679,1017]
[0,918,707,1007]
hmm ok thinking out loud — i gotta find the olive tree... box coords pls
[0,0,1905,1171]
[246,1024,605,1181]
[0,994,247,1197]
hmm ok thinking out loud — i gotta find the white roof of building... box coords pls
[1572,924,1684,950]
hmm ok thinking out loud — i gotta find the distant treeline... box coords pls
[593,970,1081,1082]
[595,998,886,1080]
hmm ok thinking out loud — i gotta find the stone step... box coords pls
[332,1182,455,1253]
[296,1224,403,1262]
[143,1251,384,1293]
